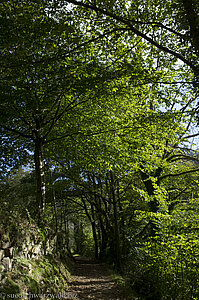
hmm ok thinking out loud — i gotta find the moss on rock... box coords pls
[0,278,20,294]
[0,254,72,298]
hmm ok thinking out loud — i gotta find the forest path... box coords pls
[67,256,127,300]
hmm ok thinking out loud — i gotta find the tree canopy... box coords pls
[0,0,199,299]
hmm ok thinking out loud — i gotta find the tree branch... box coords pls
[0,124,32,139]
[43,98,63,140]
[133,21,186,39]
[0,28,128,69]
[44,124,135,144]
[167,154,199,163]
[183,132,199,139]
[64,0,198,74]
[160,168,199,180]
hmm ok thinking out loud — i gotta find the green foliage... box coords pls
[0,255,71,298]
[0,0,198,299]
[81,233,95,258]
[124,199,199,299]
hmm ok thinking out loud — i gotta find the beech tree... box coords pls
[0,0,114,219]
[64,0,199,76]
[0,1,199,296]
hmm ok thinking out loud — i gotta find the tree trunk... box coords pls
[81,195,99,259]
[99,218,108,260]
[110,171,122,272]
[34,137,45,218]
[91,202,99,259]
[91,221,99,259]
[140,170,159,212]
[50,171,58,253]
[182,0,199,58]
[140,168,164,236]
[64,206,70,249]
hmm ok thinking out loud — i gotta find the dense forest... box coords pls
[0,0,199,299]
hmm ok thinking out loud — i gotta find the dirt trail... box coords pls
[67,257,126,300]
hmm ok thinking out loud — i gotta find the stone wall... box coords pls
[0,225,55,273]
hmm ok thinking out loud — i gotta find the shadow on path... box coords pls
[67,256,126,300]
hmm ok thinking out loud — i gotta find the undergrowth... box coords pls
[0,252,73,299]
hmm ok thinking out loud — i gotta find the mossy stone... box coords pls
[1,278,20,294]
[29,277,40,294]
